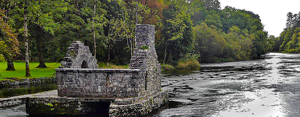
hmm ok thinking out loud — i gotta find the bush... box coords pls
[176,59,200,69]
[98,62,129,69]
[0,54,5,62]
[161,64,175,71]
[288,49,295,53]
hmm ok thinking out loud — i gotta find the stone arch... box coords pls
[81,60,88,68]
[60,41,98,69]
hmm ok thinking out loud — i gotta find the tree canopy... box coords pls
[0,0,272,75]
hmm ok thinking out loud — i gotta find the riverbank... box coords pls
[0,62,60,80]
[0,62,129,81]
[0,77,56,88]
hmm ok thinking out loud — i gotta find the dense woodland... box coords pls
[271,12,300,53]
[0,0,272,76]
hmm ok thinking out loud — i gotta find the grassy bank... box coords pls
[0,60,196,80]
[0,62,130,81]
[161,59,200,71]
[98,62,129,69]
[0,62,60,80]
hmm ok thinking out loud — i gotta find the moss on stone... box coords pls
[140,45,149,50]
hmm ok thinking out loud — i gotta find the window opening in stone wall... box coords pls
[145,71,148,91]
[106,73,110,87]
[81,60,88,68]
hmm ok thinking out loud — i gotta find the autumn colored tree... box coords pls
[0,0,19,71]
[0,9,19,72]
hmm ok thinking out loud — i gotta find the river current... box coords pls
[2,53,300,117]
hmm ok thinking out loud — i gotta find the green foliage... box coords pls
[98,62,129,69]
[140,45,149,50]
[0,54,5,62]
[161,64,175,71]
[1,0,272,68]
[176,59,200,69]
[193,22,226,62]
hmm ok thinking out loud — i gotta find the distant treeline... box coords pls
[271,12,300,53]
[1,0,271,72]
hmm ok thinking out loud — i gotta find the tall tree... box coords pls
[10,0,60,76]
[286,12,293,28]
[0,9,19,71]
[0,0,19,71]
[194,22,225,62]
[24,0,30,76]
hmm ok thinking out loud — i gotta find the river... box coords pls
[2,52,300,117]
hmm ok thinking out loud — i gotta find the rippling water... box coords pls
[152,53,300,117]
[2,53,300,117]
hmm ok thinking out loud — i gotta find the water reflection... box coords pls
[2,53,300,117]
[0,84,57,98]
[156,53,300,117]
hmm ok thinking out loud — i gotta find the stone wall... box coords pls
[60,41,98,69]
[57,24,162,99]
[56,69,140,98]
[129,24,161,97]
[24,24,168,116]
[25,89,168,116]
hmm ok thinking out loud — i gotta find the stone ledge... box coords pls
[55,68,141,73]
[109,89,169,117]
[0,77,56,88]
[22,89,168,116]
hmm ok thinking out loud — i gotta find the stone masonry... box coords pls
[56,24,161,99]
[129,24,161,97]
[60,41,98,69]
[26,24,168,116]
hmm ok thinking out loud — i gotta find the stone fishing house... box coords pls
[26,24,168,116]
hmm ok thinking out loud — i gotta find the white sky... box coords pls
[218,0,300,37]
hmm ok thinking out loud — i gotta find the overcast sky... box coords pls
[218,0,300,37]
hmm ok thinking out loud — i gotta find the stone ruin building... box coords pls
[26,24,168,117]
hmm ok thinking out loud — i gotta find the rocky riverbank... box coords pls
[0,77,56,88]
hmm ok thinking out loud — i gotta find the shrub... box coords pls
[0,54,5,62]
[98,62,129,69]
[176,59,200,69]
[288,49,295,53]
[161,64,175,71]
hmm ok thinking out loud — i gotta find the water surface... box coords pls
[3,53,300,117]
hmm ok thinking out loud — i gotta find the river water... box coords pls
[2,53,300,117]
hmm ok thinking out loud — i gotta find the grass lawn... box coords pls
[0,62,130,81]
[0,62,60,81]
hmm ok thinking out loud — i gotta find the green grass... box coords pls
[176,59,200,69]
[0,62,60,80]
[98,62,129,69]
[161,64,176,71]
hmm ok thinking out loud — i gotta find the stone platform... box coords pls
[22,24,168,116]
[25,89,168,116]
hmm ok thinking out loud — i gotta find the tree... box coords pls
[0,9,19,71]
[204,13,223,29]
[161,11,193,63]
[203,0,220,10]
[0,0,19,71]
[10,0,60,76]
[193,22,225,62]
[286,12,293,28]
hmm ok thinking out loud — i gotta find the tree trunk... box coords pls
[6,59,16,71]
[3,2,16,71]
[164,45,167,64]
[36,36,47,68]
[93,0,96,58]
[36,53,47,68]
[107,44,112,66]
[24,3,31,77]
